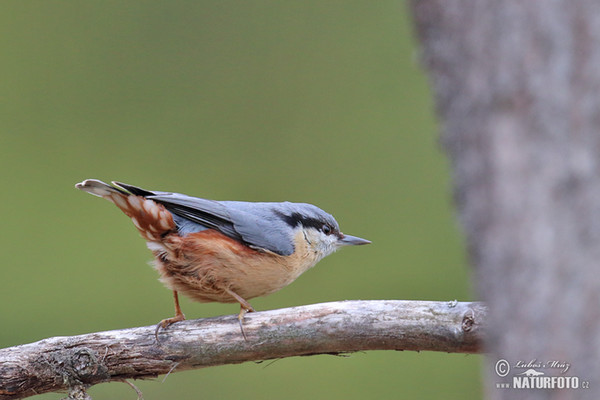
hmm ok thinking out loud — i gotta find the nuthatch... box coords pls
[76,179,370,338]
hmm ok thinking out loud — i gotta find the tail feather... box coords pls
[112,181,156,197]
[75,179,127,198]
[75,179,176,241]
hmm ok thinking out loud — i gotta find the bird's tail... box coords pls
[75,179,176,241]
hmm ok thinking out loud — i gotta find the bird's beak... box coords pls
[337,234,371,246]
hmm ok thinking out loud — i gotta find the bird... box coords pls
[75,179,371,339]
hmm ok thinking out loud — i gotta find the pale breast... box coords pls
[149,229,321,304]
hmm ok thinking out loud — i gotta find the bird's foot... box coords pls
[237,305,255,341]
[154,312,186,343]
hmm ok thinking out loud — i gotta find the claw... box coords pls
[237,305,255,341]
[223,287,255,340]
[154,313,186,342]
[155,291,186,343]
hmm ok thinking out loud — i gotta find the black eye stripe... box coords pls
[277,211,337,234]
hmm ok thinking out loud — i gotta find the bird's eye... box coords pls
[322,224,332,235]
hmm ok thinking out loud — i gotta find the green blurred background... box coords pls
[0,1,480,399]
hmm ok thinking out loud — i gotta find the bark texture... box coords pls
[0,300,485,399]
[410,1,600,399]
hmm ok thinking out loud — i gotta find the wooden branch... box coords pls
[0,300,486,399]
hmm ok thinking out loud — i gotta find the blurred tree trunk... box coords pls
[410,1,600,399]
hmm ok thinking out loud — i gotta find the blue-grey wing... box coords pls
[222,201,297,256]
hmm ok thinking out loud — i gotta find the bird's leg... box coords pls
[223,287,255,340]
[155,291,186,341]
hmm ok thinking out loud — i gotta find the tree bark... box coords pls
[0,300,485,399]
[410,1,600,399]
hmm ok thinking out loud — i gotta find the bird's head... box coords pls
[276,203,371,260]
